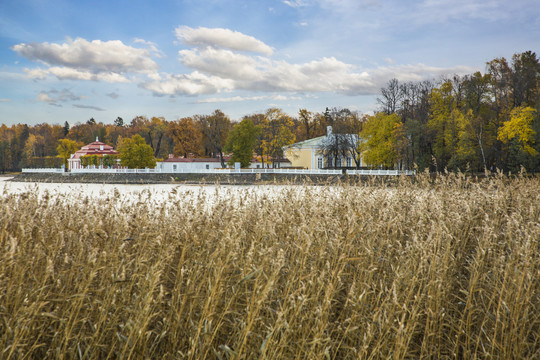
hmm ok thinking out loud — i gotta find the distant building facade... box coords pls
[283,126,362,170]
[68,138,119,170]
[157,155,226,172]
[156,154,292,172]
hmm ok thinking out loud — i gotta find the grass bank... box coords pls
[0,173,538,359]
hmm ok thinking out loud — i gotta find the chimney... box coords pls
[169,154,174,159]
[327,126,332,136]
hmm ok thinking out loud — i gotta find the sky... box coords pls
[1,0,539,126]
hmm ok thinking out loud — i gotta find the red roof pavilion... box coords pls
[68,137,119,170]
[71,137,118,160]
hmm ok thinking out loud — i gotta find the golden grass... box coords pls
[0,173,539,359]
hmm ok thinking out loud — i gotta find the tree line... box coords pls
[366,51,540,173]
[0,108,346,172]
[1,51,538,173]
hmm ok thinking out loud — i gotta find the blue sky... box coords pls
[1,0,539,126]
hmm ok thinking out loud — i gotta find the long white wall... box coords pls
[157,161,223,172]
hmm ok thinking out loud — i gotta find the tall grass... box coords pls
[1,173,539,359]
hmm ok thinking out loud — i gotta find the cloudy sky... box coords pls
[1,0,539,125]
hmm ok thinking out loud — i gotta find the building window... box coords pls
[336,157,342,168]
[346,157,352,167]
[327,157,333,168]
[206,164,210,169]
[317,157,323,169]
[173,164,177,171]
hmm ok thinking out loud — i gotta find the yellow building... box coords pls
[283,127,362,170]
[283,136,326,170]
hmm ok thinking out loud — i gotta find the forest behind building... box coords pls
[1,51,539,174]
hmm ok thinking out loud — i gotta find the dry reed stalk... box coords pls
[0,174,538,359]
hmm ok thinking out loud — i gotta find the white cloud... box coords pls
[133,38,166,58]
[140,71,234,96]
[24,68,48,80]
[175,26,273,55]
[13,38,158,73]
[25,66,130,83]
[147,45,476,97]
[173,48,376,94]
[15,27,477,102]
[112,25,479,98]
[179,48,263,81]
[13,37,158,83]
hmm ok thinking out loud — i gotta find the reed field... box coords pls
[0,173,539,359]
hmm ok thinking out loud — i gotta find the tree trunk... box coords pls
[477,125,487,174]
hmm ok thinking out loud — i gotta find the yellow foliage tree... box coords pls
[497,106,538,156]
[427,81,462,169]
[260,108,295,167]
[56,138,81,169]
[117,134,157,169]
[360,112,400,168]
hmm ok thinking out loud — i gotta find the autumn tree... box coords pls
[0,124,29,172]
[0,138,10,173]
[129,115,151,139]
[448,109,485,171]
[460,72,493,171]
[148,117,168,158]
[198,110,231,167]
[104,123,128,150]
[68,121,106,144]
[224,118,260,168]
[117,134,156,169]
[12,124,29,170]
[259,108,295,167]
[427,81,464,170]
[498,106,538,171]
[360,113,400,168]
[0,125,13,173]
[486,57,513,164]
[392,121,412,170]
[56,139,81,169]
[127,116,169,157]
[296,109,317,141]
[21,133,46,167]
[169,117,202,158]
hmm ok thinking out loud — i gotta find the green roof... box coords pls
[283,135,326,150]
